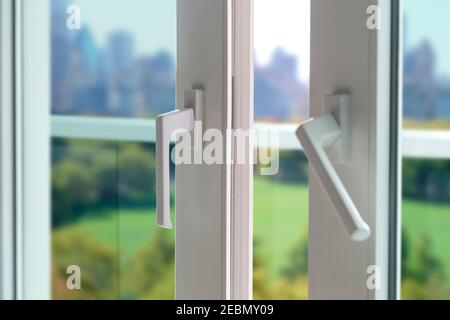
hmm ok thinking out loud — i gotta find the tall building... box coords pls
[254,49,309,122]
[138,52,176,116]
[404,40,437,119]
[106,31,136,79]
[73,28,100,79]
[51,0,76,113]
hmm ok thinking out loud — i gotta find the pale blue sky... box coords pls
[70,0,450,79]
[404,0,450,77]
[74,0,177,56]
[255,0,310,81]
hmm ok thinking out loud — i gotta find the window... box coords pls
[253,0,310,300]
[50,0,176,299]
[51,0,176,118]
[9,0,449,301]
[401,0,450,300]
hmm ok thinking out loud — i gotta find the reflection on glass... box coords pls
[402,0,450,299]
[253,0,310,299]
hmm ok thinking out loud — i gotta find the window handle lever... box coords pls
[155,90,203,229]
[296,95,371,242]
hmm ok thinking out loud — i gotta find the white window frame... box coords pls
[174,0,235,300]
[306,0,396,300]
[0,0,51,300]
[7,0,240,300]
[230,0,253,300]
[0,0,16,300]
[16,0,51,300]
[5,0,450,301]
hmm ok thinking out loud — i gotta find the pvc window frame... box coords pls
[0,0,409,301]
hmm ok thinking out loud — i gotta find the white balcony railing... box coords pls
[51,116,450,160]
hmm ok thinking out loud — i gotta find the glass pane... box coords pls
[402,159,450,300]
[52,140,174,300]
[51,0,176,118]
[402,0,450,299]
[253,152,309,300]
[50,0,176,299]
[253,0,310,300]
[403,0,450,130]
[254,0,310,124]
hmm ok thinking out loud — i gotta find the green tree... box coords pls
[52,229,118,300]
[253,238,275,300]
[411,235,443,282]
[282,233,308,280]
[401,233,449,300]
[121,231,175,299]
[118,144,156,207]
[52,159,98,227]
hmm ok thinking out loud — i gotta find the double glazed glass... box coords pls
[253,0,310,300]
[51,0,176,299]
[49,0,450,300]
[401,0,450,300]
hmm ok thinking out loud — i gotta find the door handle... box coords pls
[296,95,371,242]
[156,90,203,229]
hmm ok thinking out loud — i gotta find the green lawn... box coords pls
[55,208,171,267]
[402,200,450,269]
[253,177,309,280]
[54,177,450,280]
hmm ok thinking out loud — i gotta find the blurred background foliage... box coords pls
[51,140,450,300]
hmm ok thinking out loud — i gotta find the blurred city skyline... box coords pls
[56,0,450,79]
[51,0,450,124]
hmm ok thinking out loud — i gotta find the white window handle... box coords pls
[296,95,371,242]
[156,90,203,229]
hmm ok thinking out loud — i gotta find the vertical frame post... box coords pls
[0,0,16,300]
[176,0,233,299]
[309,0,393,299]
[231,0,254,300]
[15,0,51,300]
